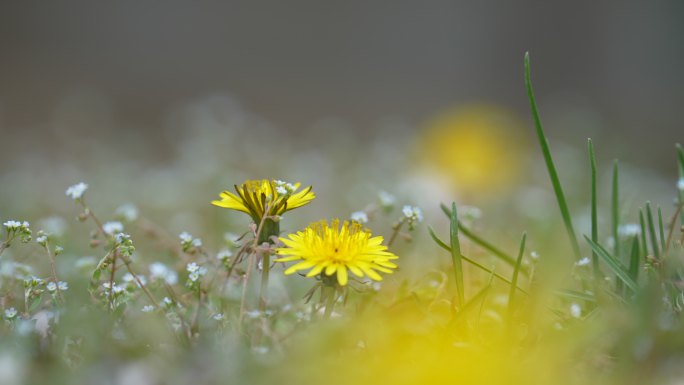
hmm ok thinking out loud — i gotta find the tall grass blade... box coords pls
[645,202,660,259]
[508,233,527,319]
[440,203,521,270]
[639,209,648,257]
[589,139,600,279]
[628,236,640,283]
[428,226,529,295]
[524,52,582,261]
[584,236,638,293]
[658,207,666,251]
[450,202,465,307]
[611,160,620,258]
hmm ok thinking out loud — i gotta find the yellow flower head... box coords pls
[275,219,399,286]
[212,180,315,222]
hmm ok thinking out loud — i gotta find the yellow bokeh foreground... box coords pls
[417,104,530,198]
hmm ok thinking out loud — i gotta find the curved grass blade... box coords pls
[450,202,465,306]
[589,139,600,279]
[584,236,638,293]
[525,52,582,261]
[611,159,620,258]
[639,209,648,257]
[628,236,640,283]
[645,202,660,259]
[428,226,529,295]
[508,232,527,319]
[439,203,521,271]
[555,289,597,303]
[677,144,684,224]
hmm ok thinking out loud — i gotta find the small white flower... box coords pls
[678,178,684,192]
[189,271,200,282]
[274,180,297,195]
[245,310,261,319]
[576,257,591,267]
[191,238,203,248]
[102,221,124,235]
[115,233,131,244]
[179,232,193,243]
[149,262,177,285]
[162,297,173,306]
[570,303,582,318]
[65,182,88,200]
[3,220,21,230]
[378,190,396,208]
[186,263,199,273]
[141,305,155,313]
[36,234,48,245]
[618,223,641,238]
[213,313,225,321]
[4,307,17,319]
[47,282,57,292]
[58,281,68,291]
[115,203,139,222]
[530,251,539,260]
[350,211,369,224]
[402,205,423,222]
[216,249,233,261]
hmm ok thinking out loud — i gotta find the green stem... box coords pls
[323,286,336,320]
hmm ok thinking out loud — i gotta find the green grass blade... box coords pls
[449,202,465,306]
[524,52,582,261]
[588,139,600,279]
[676,144,684,224]
[554,289,597,303]
[611,159,620,258]
[628,236,640,283]
[439,203,520,270]
[584,236,638,293]
[645,202,660,259]
[639,209,648,257]
[658,207,666,251]
[508,232,527,319]
[428,226,529,295]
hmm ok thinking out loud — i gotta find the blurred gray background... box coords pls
[1,0,683,168]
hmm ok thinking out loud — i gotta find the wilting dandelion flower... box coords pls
[212,179,315,223]
[275,219,399,286]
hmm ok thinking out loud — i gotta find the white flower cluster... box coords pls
[350,211,369,224]
[274,180,297,195]
[114,233,135,257]
[3,220,32,243]
[149,262,179,285]
[102,282,125,295]
[65,182,88,200]
[179,232,202,252]
[123,273,147,287]
[141,305,155,313]
[35,231,49,246]
[402,205,424,230]
[186,262,207,285]
[102,221,124,235]
[46,281,69,292]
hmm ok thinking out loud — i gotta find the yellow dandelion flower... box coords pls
[212,179,315,222]
[275,219,399,286]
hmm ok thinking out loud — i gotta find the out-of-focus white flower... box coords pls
[350,211,369,224]
[58,281,68,291]
[46,282,57,292]
[678,178,684,192]
[576,257,591,267]
[4,308,18,319]
[570,303,582,319]
[618,223,641,238]
[213,313,225,321]
[141,305,155,313]
[115,203,139,222]
[216,249,232,262]
[179,232,193,244]
[102,221,124,235]
[65,182,88,200]
[402,205,423,222]
[378,190,396,209]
